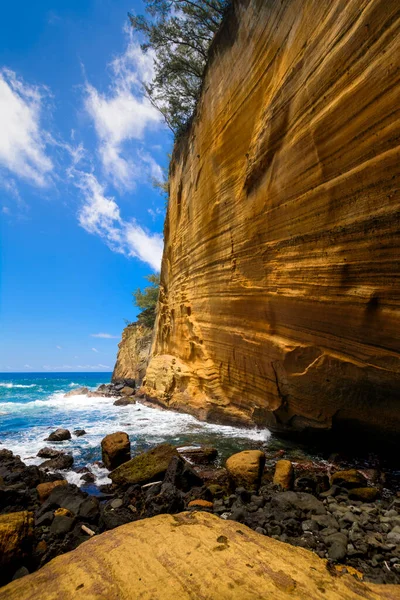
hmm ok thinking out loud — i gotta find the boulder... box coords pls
[110,444,178,487]
[36,480,67,503]
[64,387,89,398]
[178,447,218,465]
[73,430,86,437]
[348,487,380,502]
[330,470,367,489]
[45,429,71,442]
[163,455,204,492]
[273,460,294,490]
[40,453,73,471]
[113,397,136,406]
[101,432,131,471]
[226,450,265,491]
[0,512,396,599]
[120,386,135,396]
[0,511,33,586]
[37,448,63,459]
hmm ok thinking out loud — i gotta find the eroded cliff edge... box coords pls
[141,0,400,444]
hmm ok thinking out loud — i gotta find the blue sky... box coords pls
[0,0,172,373]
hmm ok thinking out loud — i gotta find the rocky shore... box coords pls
[1,404,399,590]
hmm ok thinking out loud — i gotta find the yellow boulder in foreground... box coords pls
[1,512,399,600]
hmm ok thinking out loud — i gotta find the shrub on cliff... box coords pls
[133,274,160,328]
[129,0,230,135]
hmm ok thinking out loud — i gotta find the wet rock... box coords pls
[178,447,218,465]
[80,472,95,483]
[36,480,67,503]
[302,519,319,533]
[110,499,123,509]
[113,397,136,406]
[37,448,63,459]
[110,444,178,487]
[144,482,184,518]
[64,387,88,398]
[163,455,204,492]
[120,386,135,396]
[101,432,131,471]
[330,470,368,489]
[73,430,86,437]
[40,454,74,471]
[226,450,265,491]
[45,429,71,442]
[273,460,294,490]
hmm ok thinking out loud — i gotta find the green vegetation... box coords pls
[133,274,160,328]
[129,0,230,136]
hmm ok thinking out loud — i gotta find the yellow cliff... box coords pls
[140,0,400,442]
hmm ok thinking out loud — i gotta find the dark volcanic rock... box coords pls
[37,448,63,459]
[40,454,74,471]
[45,429,71,442]
[163,455,204,492]
[73,430,86,437]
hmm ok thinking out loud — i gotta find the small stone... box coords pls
[328,542,347,561]
[54,507,73,518]
[255,527,266,535]
[188,499,213,509]
[226,450,265,491]
[302,520,319,533]
[311,514,339,529]
[110,498,124,509]
[12,566,29,581]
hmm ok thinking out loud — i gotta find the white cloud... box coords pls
[97,364,110,369]
[84,36,162,189]
[24,364,32,368]
[91,333,119,339]
[92,347,99,353]
[74,170,163,271]
[56,345,62,350]
[0,69,53,187]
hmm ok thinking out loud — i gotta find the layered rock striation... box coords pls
[112,324,152,385]
[142,0,400,444]
[2,512,399,599]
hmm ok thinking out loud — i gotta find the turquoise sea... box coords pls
[0,372,270,489]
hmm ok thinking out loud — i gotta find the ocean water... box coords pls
[0,373,270,490]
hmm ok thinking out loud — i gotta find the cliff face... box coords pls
[112,324,152,385]
[142,0,400,442]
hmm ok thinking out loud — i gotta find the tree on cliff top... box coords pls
[129,0,230,135]
[133,274,160,328]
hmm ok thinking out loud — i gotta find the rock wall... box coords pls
[142,0,400,443]
[112,324,152,385]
